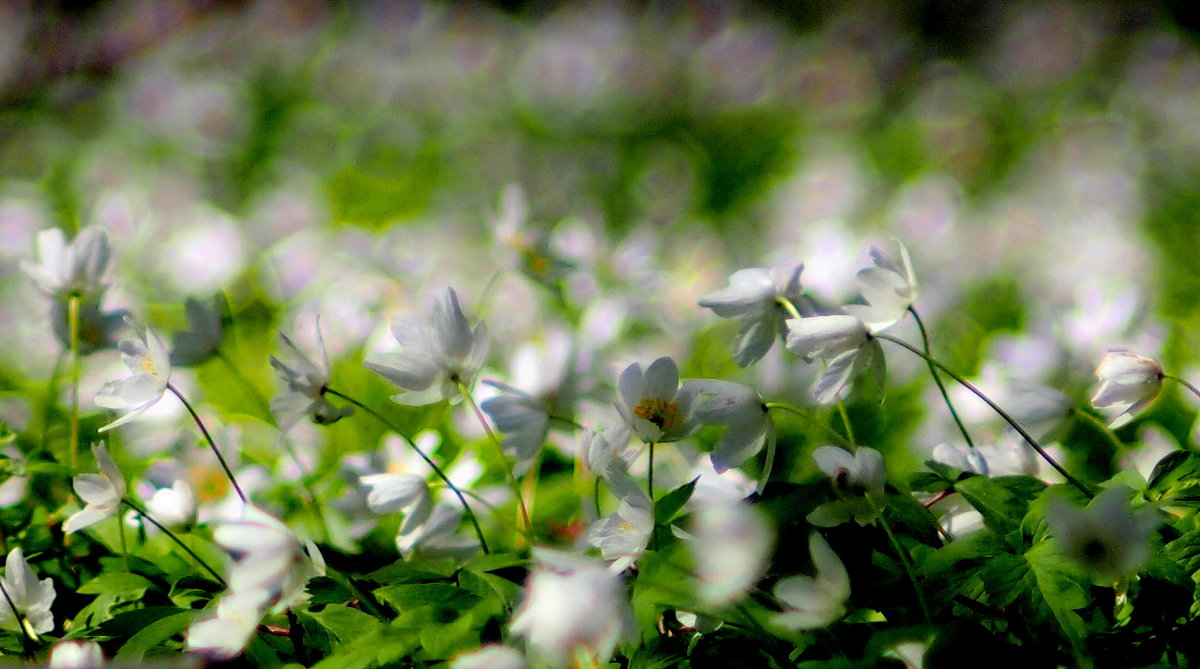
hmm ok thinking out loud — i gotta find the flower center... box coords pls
[138,354,157,375]
[634,398,680,431]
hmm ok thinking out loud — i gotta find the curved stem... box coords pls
[874,333,1090,497]
[121,499,226,586]
[1165,374,1200,402]
[764,402,852,447]
[868,494,932,625]
[776,296,802,320]
[0,577,35,652]
[758,428,777,495]
[648,441,658,551]
[68,295,81,471]
[166,384,248,504]
[324,387,490,554]
[457,381,532,535]
[908,307,974,449]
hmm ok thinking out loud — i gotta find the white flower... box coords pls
[360,472,434,537]
[808,446,885,527]
[214,505,324,612]
[614,356,700,443]
[689,379,775,475]
[698,264,804,366]
[365,287,489,406]
[584,469,653,571]
[580,425,637,480]
[452,644,529,669]
[127,479,197,529]
[689,500,773,607]
[21,226,114,303]
[509,549,636,667]
[396,504,479,560]
[1091,351,1165,428]
[773,533,850,631]
[186,589,270,660]
[0,547,56,636]
[481,382,549,477]
[1046,485,1159,583]
[64,443,126,534]
[785,315,885,404]
[932,441,1037,478]
[269,322,353,430]
[95,321,171,432]
[48,640,105,668]
[170,296,224,366]
[843,243,917,332]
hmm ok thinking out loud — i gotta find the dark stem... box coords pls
[167,383,248,504]
[121,498,226,586]
[1165,374,1200,402]
[909,307,975,449]
[323,387,490,555]
[0,577,34,653]
[874,333,1090,497]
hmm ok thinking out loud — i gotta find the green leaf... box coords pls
[78,572,154,596]
[1024,540,1090,652]
[956,475,1043,546]
[94,607,194,641]
[1147,451,1200,504]
[655,477,699,525]
[374,583,480,613]
[116,610,200,660]
[883,491,943,547]
[303,604,386,649]
[306,576,354,607]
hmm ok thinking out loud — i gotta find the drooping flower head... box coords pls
[843,242,917,333]
[1046,485,1159,583]
[63,443,127,534]
[698,264,803,366]
[785,315,885,404]
[95,320,172,432]
[689,379,775,476]
[614,356,699,443]
[584,467,653,571]
[21,226,115,304]
[1090,350,1164,428]
[269,320,352,429]
[0,547,56,636]
[365,288,488,406]
[773,532,850,631]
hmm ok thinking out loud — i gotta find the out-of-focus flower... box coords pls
[698,264,804,366]
[585,469,653,571]
[185,589,269,660]
[214,505,324,612]
[269,323,352,430]
[0,547,56,636]
[689,379,775,475]
[50,302,129,355]
[580,425,637,479]
[95,321,172,432]
[615,357,699,443]
[365,288,489,406]
[48,639,105,668]
[689,500,773,607]
[773,533,849,631]
[396,504,479,560]
[808,446,885,527]
[1090,351,1164,428]
[360,472,434,538]
[785,315,885,404]
[481,382,549,476]
[843,243,917,332]
[170,296,224,367]
[64,444,126,534]
[932,441,1037,478]
[452,644,529,669]
[509,549,636,667]
[127,479,197,530]
[21,227,114,303]
[1046,485,1158,583]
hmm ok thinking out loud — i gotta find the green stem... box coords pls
[1071,409,1126,454]
[648,441,658,551]
[324,387,490,555]
[868,494,932,625]
[1165,374,1200,403]
[118,509,130,572]
[121,499,226,586]
[836,403,856,447]
[874,333,1090,497]
[39,350,67,456]
[758,426,777,495]
[167,384,248,504]
[909,307,974,449]
[764,402,852,447]
[68,294,81,471]
[457,381,532,534]
[776,296,802,320]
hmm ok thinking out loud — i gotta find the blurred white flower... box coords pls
[481,382,549,477]
[689,379,775,475]
[396,504,478,560]
[509,549,636,667]
[580,425,637,479]
[614,356,699,443]
[1091,350,1164,428]
[0,547,56,636]
[932,441,1038,478]
[64,443,126,534]
[1047,485,1158,583]
[365,287,489,406]
[214,505,324,613]
[698,264,804,366]
[269,321,353,430]
[360,472,434,537]
[127,479,197,530]
[48,639,105,668]
[95,321,172,432]
[843,242,917,333]
[452,644,529,669]
[585,469,653,571]
[170,296,224,367]
[808,446,885,527]
[186,588,269,660]
[785,315,885,404]
[773,533,849,631]
[21,226,114,303]
[690,500,773,607]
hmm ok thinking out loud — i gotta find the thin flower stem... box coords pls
[324,387,491,555]
[166,384,248,504]
[1071,409,1126,454]
[836,403,857,447]
[68,294,81,471]
[457,381,532,535]
[648,441,658,551]
[908,307,975,449]
[40,350,67,455]
[764,402,852,447]
[874,333,1091,497]
[776,296,802,320]
[0,577,35,652]
[758,428,777,495]
[118,511,130,572]
[1165,374,1200,402]
[867,494,932,625]
[122,499,227,586]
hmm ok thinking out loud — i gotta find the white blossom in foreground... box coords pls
[269,322,352,429]
[698,264,804,366]
[1046,485,1159,583]
[452,644,529,669]
[785,315,885,404]
[773,533,850,631]
[365,287,488,406]
[21,226,114,303]
[126,479,197,530]
[95,321,171,432]
[615,356,700,443]
[186,589,270,660]
[585,468,654,571]
[808,446,886,527]
[48,639,105,668]
[64,443,126,534]
[509,549,636,667]
[214,505,325,612]
[843,243,917,333]
[1090,351,1165,428]
[0,547,56,636]
[690,500,773,607]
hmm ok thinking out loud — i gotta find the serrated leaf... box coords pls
[305,604,385,649]
[374,583,480,612]
[884,491,943,547]
[956,476,1042,546]
[1147,451,1200,504]
[655,477,699,525]
[1024,540,1090,651]
[306,576,354,607]
[78,572,154,596]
